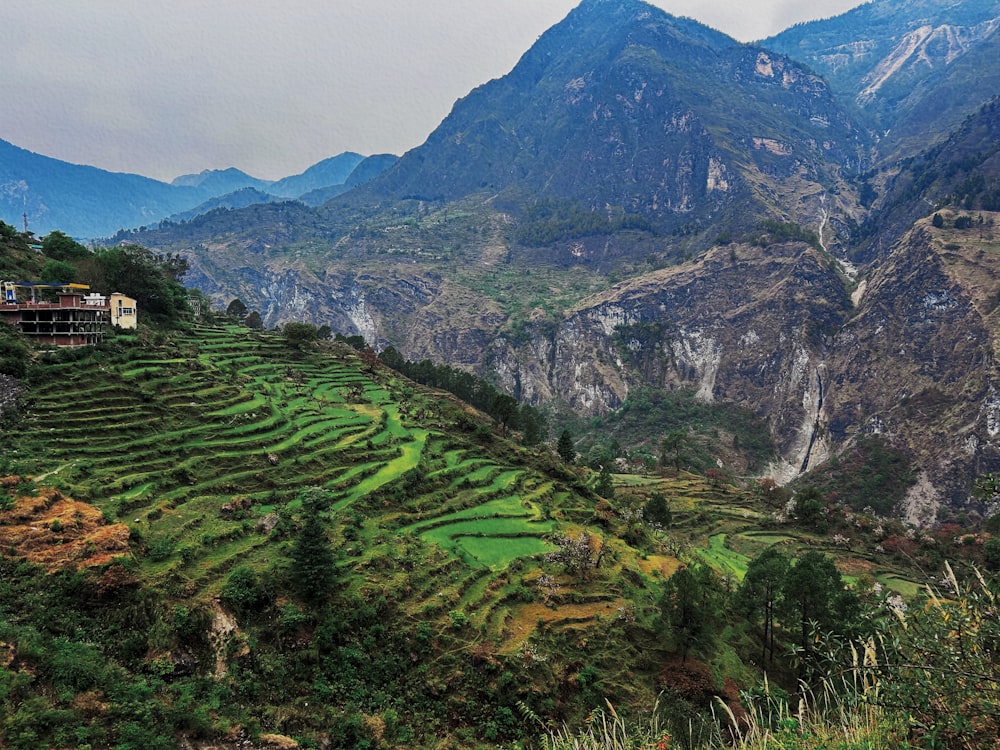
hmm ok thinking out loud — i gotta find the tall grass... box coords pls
[541,665,901,750]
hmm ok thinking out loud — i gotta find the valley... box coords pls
[2,0,1000,746]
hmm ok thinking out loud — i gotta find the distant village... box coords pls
[0,281,136,347]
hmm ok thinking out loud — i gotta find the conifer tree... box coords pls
[289,488,336,604]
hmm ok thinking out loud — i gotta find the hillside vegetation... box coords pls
[3,318,997,748]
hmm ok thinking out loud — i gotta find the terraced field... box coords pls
[10,323,922,661]
[12,324,611,644]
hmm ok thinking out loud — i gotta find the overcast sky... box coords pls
[1,0,862,183]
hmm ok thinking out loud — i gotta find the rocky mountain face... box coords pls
[764,0,1000,159]
[355,0,869,251]
[129,1,1000,522]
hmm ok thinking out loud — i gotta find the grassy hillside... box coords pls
[0,323,988,749]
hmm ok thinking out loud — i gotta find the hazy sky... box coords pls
[1,0,862,183]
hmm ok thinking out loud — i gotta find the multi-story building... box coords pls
[0,281,137,347]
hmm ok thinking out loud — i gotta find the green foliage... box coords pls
[780,552,861,666]
[334,332,367,350]
[595,463,615,499]
[514,199,652,247]
[791,486,825,529]
[804,436,915,515]
[0,322,30,378]
[660,430,689,471]
[751,219,821,250]
[86,244,191,321]
[288,488,337,604]
[643,493,672,530]
[864,563,1000,748]
[40,231,90,261]
[224,298,248,319]
[244,310,263,330]
[282,321,319,348]
[39,259,76,283]
[736,548,790,666]
[557,428,576,463]
[221,566,269,616]
[378,347,544,443]
[594,388,775,474]
[657,564,722,662]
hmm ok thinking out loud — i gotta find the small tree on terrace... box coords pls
[283,321,319,349]
[226,298,248,319]
[658,564,721,663]
[557,429,576,464]
[660,430,689,472]
[288,488,337,605]
[545,531,606,580]
[244,310,263,330]
[491,393,519,437]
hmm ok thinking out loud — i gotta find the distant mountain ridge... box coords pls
[0,141,395,239]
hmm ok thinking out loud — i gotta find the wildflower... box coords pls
[655,731,671,750]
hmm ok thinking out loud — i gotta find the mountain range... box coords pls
[6,0,1000,523]
[0,141,397,238]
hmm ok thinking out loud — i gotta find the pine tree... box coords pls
[289,489,336,604]
[557,429,575,464]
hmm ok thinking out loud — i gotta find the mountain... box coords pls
[0,137,205,239]
[764,0,1000,160]
[0,141,385,238]
[170,166,273,194]
[353,0,869,252]
[267,151,366,197]
[298,153,400,206]
[62,0,1000,522]
[164,187,284,224]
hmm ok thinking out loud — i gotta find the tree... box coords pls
[658,564,721,663]
[779,552,860,665]
[737,548,790,666]
[225,298,248,319]
[288,488,336,604]
[660,430,689,471]
[39,259,76,283]
[86,244,190,320]
[595,463,615,499]
[557,429,576,464]
[545,531,606,580]
[283,321,319,349]
[519,404,547,446]
[41,230,90,261]
[792,486,825,529]
[244,310,263,330]
[491,393,519,437]
[932,212,945,228]
[643,492,672,530]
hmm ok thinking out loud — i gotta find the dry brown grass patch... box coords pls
[0,486,131,571]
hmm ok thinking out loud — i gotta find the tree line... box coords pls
[378,346,547,445]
